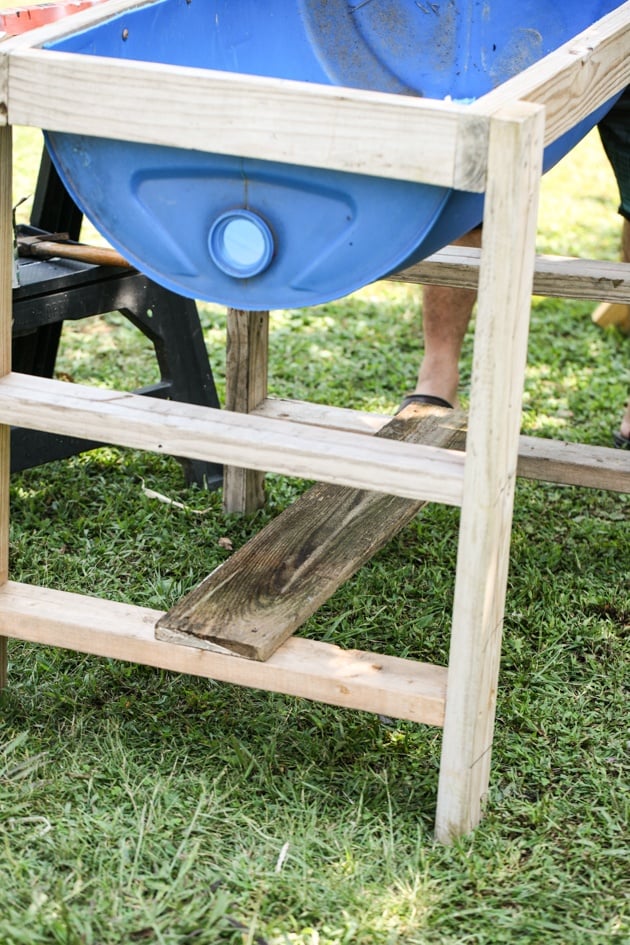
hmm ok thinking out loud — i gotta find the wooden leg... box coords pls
[0,125,12,690]
[223,308,269,514]
[435,102,545,842]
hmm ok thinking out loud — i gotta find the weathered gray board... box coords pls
[156,404,467,660]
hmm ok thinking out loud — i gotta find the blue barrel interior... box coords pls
[44,0,624,310]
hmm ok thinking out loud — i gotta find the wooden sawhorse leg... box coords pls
[223,307,269,515]
[435,102,545,841]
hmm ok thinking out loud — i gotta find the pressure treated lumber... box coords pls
[0,582,447,726]
[255,399,630,494]
[0,0,627,848]
[223,309,269,515]
[156,404,467,661]
[517,436,630,493]
[0,373,465,504]
[5,46,481,190]
[393,246,630,304]
[435,102,545,843]
[3,1,628,188]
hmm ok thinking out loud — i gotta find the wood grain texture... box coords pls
[0,582,447,726]
[7,47,476,188]
[0,0,144,123]
[3,1,628,181]
[255,399,630,494]
[157,405,467,661]
[0,373,466,504]
[255,398,388,435]
[436,102,546,842]
[4,2,628,183]
[223,310,269,515]
[391,246,630,304]
[517,436,630,493]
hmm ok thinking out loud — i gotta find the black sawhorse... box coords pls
[11,149,222,489]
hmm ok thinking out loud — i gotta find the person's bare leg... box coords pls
[618,398,630,443]
[413,226,482,406]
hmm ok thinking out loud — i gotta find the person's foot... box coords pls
[396,393,453,415]
[411,364,460,406]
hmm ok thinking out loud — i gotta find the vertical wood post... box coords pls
[0,125,12,690]
[435,102,546,842]
[223,308,269,514]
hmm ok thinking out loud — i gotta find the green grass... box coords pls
[1,89,629,945]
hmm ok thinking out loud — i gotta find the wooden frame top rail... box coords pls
[2,47,483,190]
[1,1,628,191]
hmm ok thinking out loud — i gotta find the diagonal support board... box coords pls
[156,404,467,661]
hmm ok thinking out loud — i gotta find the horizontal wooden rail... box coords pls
[254,399,630,495]
[2,371,623,499]
[391,246,630,304]
[516,435,630,493]
[0,582,447,725]
[4,46,484,190]
[2,1,628,187]
[0,373,465,504]
[1,373,625,499]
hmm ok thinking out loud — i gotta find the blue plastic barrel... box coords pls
[44,0,623,310]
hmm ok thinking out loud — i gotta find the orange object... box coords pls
[0,0,105,35]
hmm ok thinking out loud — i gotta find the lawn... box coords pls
[1,9,629,944]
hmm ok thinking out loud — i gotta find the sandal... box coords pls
[396,393,453,415]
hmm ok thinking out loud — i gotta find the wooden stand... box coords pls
[1,1,629,842]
